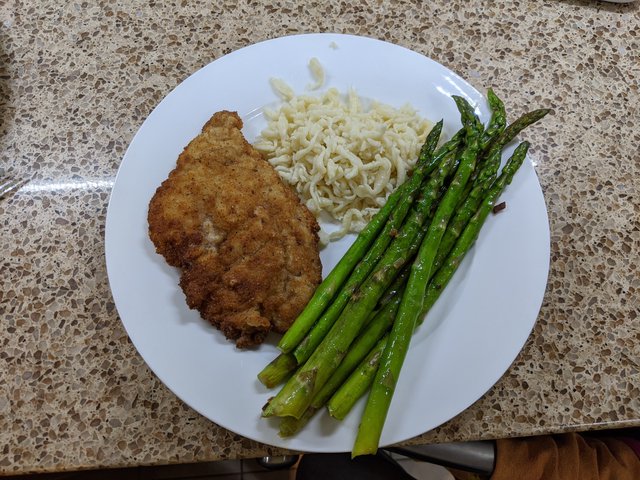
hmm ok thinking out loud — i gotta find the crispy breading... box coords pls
[148,111,322,348]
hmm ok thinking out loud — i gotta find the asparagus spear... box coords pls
[421,141,530,319]
[279,290,402,437]
[458,92,538,203]
[261,261,411,389]
[278,404,319,438]
[352,96,481,457]
[443,107,549,270]
[480,88,507,151]
[277,121,448,353]
[257,352,297,389]
[325,142,530,431]
[482,108,550,159]
[262,142,459,419]
[454,90,503,209]
[328,336,389,421]
[292,145,512,421]
[280,143,499,422]
[453,95,483,134]
[433,153,499,272]
[279,266,409,436]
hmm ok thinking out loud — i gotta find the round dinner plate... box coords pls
[105,33,550,452]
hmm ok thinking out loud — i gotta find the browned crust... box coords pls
[148,111,321,348]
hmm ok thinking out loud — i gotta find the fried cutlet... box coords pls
[148,111,322,348]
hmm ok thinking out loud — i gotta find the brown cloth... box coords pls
[451,433,640,480]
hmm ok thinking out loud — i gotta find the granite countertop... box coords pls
[1,0,639,475]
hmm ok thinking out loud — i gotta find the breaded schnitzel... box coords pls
[148,111,322,348]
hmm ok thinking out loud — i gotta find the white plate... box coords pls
[105,33,550,452]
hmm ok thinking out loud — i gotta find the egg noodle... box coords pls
[254,59,432,243]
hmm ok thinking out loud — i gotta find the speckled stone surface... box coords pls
[1,0,639,475]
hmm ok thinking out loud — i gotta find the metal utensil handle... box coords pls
[386,440,495,475]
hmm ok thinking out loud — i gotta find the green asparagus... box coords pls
[421,142,530,318]
[279,288,403,436]
[257,352,298,389]
[327,142,531,428]
[353,96,481,457]
[328,336,389,421]
[277,121,449,353]
[440,106,549,269]
[262,140,458,419]
[480,88,507,151]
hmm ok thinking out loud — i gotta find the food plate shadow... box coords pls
[318,414,342,438]
[258,413,282,433]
